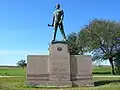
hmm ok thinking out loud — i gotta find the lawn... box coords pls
[0,66,26,76]
[0,66,120,90]
[0,66,112,76]
[0,77,120,90]
[93,66,112,75]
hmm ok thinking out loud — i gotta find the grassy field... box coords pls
[0,67,26,76]
[0,66,120,90]
[93,66,112,75]
[0,77,120,90]
[0,66,112,76]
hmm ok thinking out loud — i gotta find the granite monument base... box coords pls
[27,42,94,87]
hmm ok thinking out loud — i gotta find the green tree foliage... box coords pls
[67,32,89,55]
[67,32,79,55]
[68,19,120,75]
[79,19,120,75]
[67,32,85,55]
[17,59,26,69]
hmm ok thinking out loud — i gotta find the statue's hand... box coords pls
[52,24,54,27]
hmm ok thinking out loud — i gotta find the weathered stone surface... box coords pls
[27,74,49,81]
[27,55,49,84]
[49,43,71,83]
[27,55,48,74]
[70,55,94,86]
[26,43,94,87]
[47,81,72,87]
[70,55,92,75]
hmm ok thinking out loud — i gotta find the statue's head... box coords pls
[55,4,60,9]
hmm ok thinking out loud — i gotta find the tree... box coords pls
[67,30,92,55]
[78,19,120,75]
[114,49,120,75]
[67,32,81,55]
[17,59,26,69]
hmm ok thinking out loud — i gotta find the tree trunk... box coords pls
[109,58,115,75]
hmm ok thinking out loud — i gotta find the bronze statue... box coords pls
[48,4,66,42]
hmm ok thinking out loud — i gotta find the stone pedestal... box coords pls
[48,42,71,86]
[27,41,94,87]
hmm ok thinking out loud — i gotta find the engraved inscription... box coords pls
[51,62,69,73]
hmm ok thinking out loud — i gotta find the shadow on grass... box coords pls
[94,80,120,86]
[93,71,111,75]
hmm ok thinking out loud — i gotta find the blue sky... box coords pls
[0,0,120,65]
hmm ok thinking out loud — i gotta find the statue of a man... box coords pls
[50,4,66,42]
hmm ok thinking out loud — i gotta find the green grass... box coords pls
[93,66,111,72]
[93,66,112,75]
[0,67,26,76]
[0,66,120,90]
[0,77,120,90]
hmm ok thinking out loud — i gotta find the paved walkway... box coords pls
[0,76,24,78]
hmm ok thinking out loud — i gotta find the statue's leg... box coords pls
[59,23,66,41]
[52,23,58,41]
